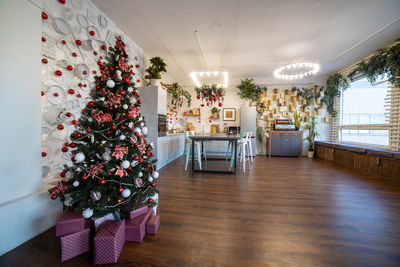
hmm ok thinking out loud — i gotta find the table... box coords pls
[190,134,239,174]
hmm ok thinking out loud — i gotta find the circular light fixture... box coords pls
[274,62,320,80]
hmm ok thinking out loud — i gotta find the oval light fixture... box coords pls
[274,62,320,80]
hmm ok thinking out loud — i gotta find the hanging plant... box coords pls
[195,84,225,107]
[321,74,349,116]
[162,82,191,107]
[236,78,267,101]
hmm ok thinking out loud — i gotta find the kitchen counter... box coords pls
[157,134,185,169]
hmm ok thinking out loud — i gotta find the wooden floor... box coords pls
[2,156,400,266]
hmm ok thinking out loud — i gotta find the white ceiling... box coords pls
[93,0,400,87]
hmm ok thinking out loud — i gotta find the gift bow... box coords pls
[108,93,122,108]
[112,145,128,159]
[115,167,128,177]
[48,181,67,196]
[89,163,104,177]
[127,106,140,119]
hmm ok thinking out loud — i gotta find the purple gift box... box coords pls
[94,220,125,264]
[146,215,160,235]
[128,205,148,219]
[60,226,90,262]
[56,208,86,237]
[126,208,153,242]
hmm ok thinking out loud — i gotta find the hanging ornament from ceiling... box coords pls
[195,84,225,108]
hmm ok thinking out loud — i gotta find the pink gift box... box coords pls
[60,226,90,262]
[146,215,160,235]
[56,208,86,237]
[94,220,125,264]
[125,208,153,242]
[128,205,148,219]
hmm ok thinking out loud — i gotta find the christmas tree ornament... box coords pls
[82,175,88,181]
[148,176,153,182]
[121,188,131,198]
[127,87,133,92]
[131,160,138,167]
[141,127,148,135]
[51,194,57,200]
[64,194,72,206]
[153,171,159,179]
[123,104,128,109]
[99,179,106,185]
[134,127,141,134]
[82,208,94,218]
[75,152,85,163]
[119,134,126,140]
[138,171,143,177]
[118,187,124,193]
[57,124,64,130]
[148,198,153,204]
[91,191,102,201]
[106,79,115,88]
[121,160,130,169]
[135,178,143,187]
[73,181,79,187]
[91,135,95,143]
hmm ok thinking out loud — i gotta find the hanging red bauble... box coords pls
[137,100,142,104]
[128,166,132,171]
[87,101,95,108]
[219,102,223,107]
[51,194,57,200]
[75,133,82,138]
[64,142,69,147]
[150,152,154,157]
[68,89,75,94]
[82,108,86,113]
[61,40,66,45]
[95,85,100,90]
[41,12,48,20]
[70,133,76,138]
[66,65,73,71]
[42,58,48,64]
[136,79,141,83]
[89,30,95,36]
[101,45,106,50]
[105,130,111,135]
[58,0,66,4]
[139,158,144,163]
[83,70,87,75]
[124,78,130,84]
[99,179,106,185]
[82,175,88,181]
[196,95,200,99]
[107,171,113,176]
[200,104,204,107]
[53,93,59,97]
[111,125,117,130]
[71,120,77,125]
[118,187,124,193]
[41,91,44,96]
[100,65,105,70]
[134,132,140,137]
[86,128,92,133]
[120,125,126,130]
[135,64,140,68]
[109,66,114,71]
[57,124,64,130]
[75,40,82,46]
[78,83,82,87]
[72,52,77,57]
[54,70,62,76]
[203,90,207,95]
[93,51,98,56]
[151,183,156,187]
[61,147,68,152]
[69,143,76,148]
[100,88,106,94]
[148,198,153,204]
[42,37,46,42]
[119,91,126,96]
[133,155,139,161]
[108,106,113,111]
[42,152,47,157]
[76,94,81,98]
[60,172,66,177]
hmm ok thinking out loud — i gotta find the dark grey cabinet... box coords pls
[267,130,303,157]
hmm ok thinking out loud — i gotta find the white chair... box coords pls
[230,132,251,172]
[185,133,202,171]
[247,131,254,162]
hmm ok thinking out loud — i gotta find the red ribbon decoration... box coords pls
[89,163,104,177]
[115,167,128,177]
[127,106,139,119]
[108,93,122,108]
[112,145,128,159]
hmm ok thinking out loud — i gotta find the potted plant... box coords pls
[304,115,320,158]
[145,56,167,86]
[210,107,220,117]
[293,110,301,130]
[256,126,265,154]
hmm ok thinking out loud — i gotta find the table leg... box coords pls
[192,140,195,171]
[234,140,237,172]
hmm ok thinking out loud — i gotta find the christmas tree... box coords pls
[49,37,159,220]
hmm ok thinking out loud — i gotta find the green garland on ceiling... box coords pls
[163,82,191,107]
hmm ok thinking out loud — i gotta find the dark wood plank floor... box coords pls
[2,156,400,266]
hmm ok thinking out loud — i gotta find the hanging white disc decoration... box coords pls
[73,180,80,187]
[121,160,130,169]
[106,79,115,88]
[127,87,133,92]
[153,171,159,179]
[122,188,131,198]
[75,153,85,163]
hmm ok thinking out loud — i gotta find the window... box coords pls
[339,77,390,147]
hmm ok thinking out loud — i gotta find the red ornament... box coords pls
[61,40,66,45]
[54,70,62,76]
[82,108,86,113]
[218,102,223,107]
[57,124,64,130]
[134,132,140,137]
[42,152,47,157]
[89,30,95,36]
[124,78,130,84]
[128,166,132,171]
[109,66,114,71]
[119,91,126,96]
[71,155,76,162]
[93,51,98,56]
[101,45,106,50]
[69,143,76,148]
[58,0,66,4]
[107,171,113,176]
[139,158,144,163]
[105,130,111,135]
[120,125,126,130]
[42,58,48,64]
[196,95,200,99]
[133,155,139,161]
[76,94,81,98]
[148,198,153,204]
[136,79,140,83]
[75,132,82,138]
[78,83,82,87]
[86,128,92,133]
[82,175,88,181]
[42,37,46,42]
[53,93,59,97]
[111,125,117,130]
[75,40,82,46]
[135,64,140,68]
[137,99,142,104]
[118,187,124,193]
[61,147,68,153]
[51,194,57,200]
[108,106,113,111]
[150,152,154,157]
[68,89,75,94]
[41,12,48,20]
[87,101,95,108]
[41,91,44,96]
[100,88,106,94]
[130,65,133,68]
[60,172,66,177]
[72,52,77,57]
[151,183,156,187]
[99,179,106,185]
[66,65,73,71]
[83,70,87,75]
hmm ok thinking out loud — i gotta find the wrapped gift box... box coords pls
[128,205,148,220]
[94,220,125,264]
[125,208,153,242]
[56,208,86,237]
[146,215,160,235]
[60,226,90,262]
[88,213,115,234]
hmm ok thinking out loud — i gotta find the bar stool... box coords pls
[230,132,251,172]
[184,133,202,171]
[247,131,254,162]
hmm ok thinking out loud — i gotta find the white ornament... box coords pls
[129,98,137,105]
[91,135,94,143]
[152,193,159,201]
[148,176,153,182]
[77,167,82,171]
[88,118,93,122]
[64,194,72,206]
[121,160,130,169]
[128,122,134,128]
[106,79,115,88]
[73,180,80,187]
[131,160,138,167]
[127,87,133,92]
[65,171,73,179]
[123,104,128,110]
[150,142,155,149]
[140,122,145,127]
[153,171,159,179]
[119,134,126,140]
[75,153,85,163]
[122,188,131,198]
[138,171,143,177]
[115,70,122,80]
[82,208,94,218]
[141,127,148,136]
[139,116,143,121]
[134,127,141,134]
[89,82,95,90]
[101,141,106,144]
[103,152,111,161]
[99,97,105,102]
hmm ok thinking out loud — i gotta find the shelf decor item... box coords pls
[195,84,225,107]
[223,108,236,121]
[145,56,167,85]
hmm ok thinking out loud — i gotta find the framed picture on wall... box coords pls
[223,108,236,121]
